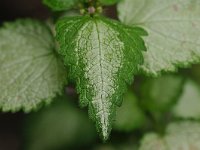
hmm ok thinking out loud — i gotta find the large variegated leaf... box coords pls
[56,16,146,140]
[118,0,200,76]
[0,19,67,112]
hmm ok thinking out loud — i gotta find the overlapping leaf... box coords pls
[43,0,78,11]
[118,0,200,76]
[56,16,146,140]
[0,19,67,112]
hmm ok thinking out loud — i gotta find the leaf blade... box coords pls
[118,0,200,76]
[43,0,78,11]
[56,16,145,140]
[0,19,67,112]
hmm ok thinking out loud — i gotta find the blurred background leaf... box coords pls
[23,95,97,150]
[114,91,146,132]
[139,121,200,150]
[172,79,200,119]
[140,75,184,113]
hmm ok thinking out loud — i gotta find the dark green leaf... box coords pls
[114,91,146,132]
[56,16,146,140]
[140,75,184,112]
[25,95,96,150]
[43,0,78,11]
[99,0,121,6]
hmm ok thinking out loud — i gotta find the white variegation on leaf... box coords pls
[0,19,67,112]
[56,16,146,140]
[118,0,200,76]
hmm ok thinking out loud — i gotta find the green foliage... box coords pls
[43,0,78,11]
[172,79,200,119]
[1,0,200,145]
[99,0,121,6]
[114,90,146,132]
[56,15,146,140]
[0,19,67,112]
[139,121,200,150]
[118,0,200,76]
[24,95,96,150]
[140,75,184,113]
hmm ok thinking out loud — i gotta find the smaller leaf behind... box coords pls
[56,16,146,140]
[43,0,79,11]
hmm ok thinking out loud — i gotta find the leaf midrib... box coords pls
[93,20,107,127]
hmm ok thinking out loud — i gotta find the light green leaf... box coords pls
[140,75,184,112]
[172,79,200,119]
[114,90,146,132]
[56,16,146,140]
[139,134,167,150]
[99,0,121,6]
[43,0,78,11]
[94,144,137,150]
[25,95,96,150]
[118,0,200,76]
[139,121,200,150]
[0,19,67,112]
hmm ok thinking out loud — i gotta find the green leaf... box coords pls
[139,121,200,150]
[140,75,184,112]
[56,16,146,140]
[25,95,96,150]
[99,0,121,6]
[172,79,200,119]
[94,144,137,150]
[0,19,67,112]
[43,0,78,11]
[114,90,146,132]
[190,65,200,85]
[118,0,200,76]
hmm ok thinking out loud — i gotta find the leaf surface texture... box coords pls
[56,16,146,140]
